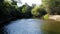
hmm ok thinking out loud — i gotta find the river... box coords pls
[1,19,60,34]
[3,19,44,34]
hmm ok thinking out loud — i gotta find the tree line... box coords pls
[0,0,60,23]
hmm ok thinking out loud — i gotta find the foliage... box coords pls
[43,14,49,20]
[42,0,60,15]
[31,5,46,17]
[22,5,28,13]
[21,4,33,18]
[31,6,40,16]
[0,0,19,22]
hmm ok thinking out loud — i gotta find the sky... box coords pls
[15,0,42,7]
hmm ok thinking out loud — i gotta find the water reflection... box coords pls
[1,19,60,34]
[42,20,60,34]
[3,19,44,34]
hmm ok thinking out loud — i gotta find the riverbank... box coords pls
[48,15,60,21]
[43,14,60,21]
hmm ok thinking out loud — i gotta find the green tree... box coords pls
[42,0,60,15]
[22,5,28,13]
[42,0,55,14]
[21,3,33,18]
[31,5,46,17]
[0,0,19,22]
[31,6,40,16]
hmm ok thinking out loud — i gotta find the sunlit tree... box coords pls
[31,5,46,17]
[42,0,60,15]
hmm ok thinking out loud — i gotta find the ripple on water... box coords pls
[3,19,44,34]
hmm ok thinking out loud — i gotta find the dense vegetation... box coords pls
[42,0,60,15]
[0,0,47,23]
[0,0,60,23]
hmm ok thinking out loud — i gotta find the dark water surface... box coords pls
[1,19,60,34]
[3,19,44,34]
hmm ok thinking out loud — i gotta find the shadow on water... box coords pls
[42,19,60,34]
[1,19,60,34]
[0,18,18,34]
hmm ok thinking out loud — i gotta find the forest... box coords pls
[0,0,60,23]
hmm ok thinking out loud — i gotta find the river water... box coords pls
[3,19,44,34]
[1,19,60,34]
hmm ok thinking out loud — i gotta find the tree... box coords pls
[21,3,33,18]
[0,0,19,23]
[42,0,60,15]
[31,5,46,17]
